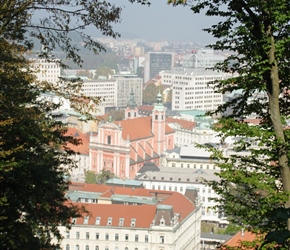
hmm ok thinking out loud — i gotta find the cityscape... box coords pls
[1,1,289,250]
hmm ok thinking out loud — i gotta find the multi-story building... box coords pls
[160,68,230,111]
[144,52,174,83]
[135,166,223,224]
[89,93,175,178]
[29,58,61,84]
[182,49,225,69]
[59,183,202,250]
[166,116,220,146]
[112,74,143,108]
[81,79,118,113]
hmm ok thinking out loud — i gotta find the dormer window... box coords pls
[119,218,124,226]
[131,218,136,227]
[95,217,101,225]
[107,217,112,226]
[83,216,89,224]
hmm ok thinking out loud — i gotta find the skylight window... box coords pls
[131,218,136,227]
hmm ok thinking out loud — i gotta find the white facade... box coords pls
[160,68,231,111]
[29,58,61,84]
[136,167,222,224]
[59,184,202,250]
[81,80,118,110]
[112,75,143,108]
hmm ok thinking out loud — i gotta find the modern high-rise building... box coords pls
[112,74,143,108]
[144,52,174,83]
[160,68,231,111]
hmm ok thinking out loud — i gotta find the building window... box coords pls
[180,187,183,192]
[145,235,149,243]
[115,233,119,241]
[181,163,183,168]
[125,234,129,241]
[105,247,109,250]
[66,230,70,239]
[169,186,172,191]
[131,218,136,227]
[119,218,124,226]
[86,232,90,239]
[105,233,109,240]
[66,244,70,250]
[160,236,165,244]
[108,135,111,145]
[96,233,99,240]
[95,217,101,225]
[75,245,79,250]
[107,217,112,226]
[76,232,80,239]
[82,215,89,224]
[135,234,139,242]
[155,115,158,120]
[85,246,89,250]
[152,185,155,190]
[187,164,190,168]
[95,247,99,250]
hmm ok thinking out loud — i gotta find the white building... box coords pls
[59,183,202,250]
[160,68,231,111]
[81,79,118,114]
[166,117,220,147]
[135,165,223,224]
[112,74,143,108]
[29,58,61,84]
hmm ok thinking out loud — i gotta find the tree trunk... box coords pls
[267,34,290,247]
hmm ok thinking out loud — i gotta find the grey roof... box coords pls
[201,232,232,241]
[66,191,101,202]
[138,162,159,174]
[180,146,211,158]
[106,178,143,187]
[135,167,220,183]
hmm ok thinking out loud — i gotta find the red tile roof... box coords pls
[166,117,196,130]
[113,116,174,141]
[64,128,89,155]
[221,230,259,249]
[76,203,156,228]
[69,184,196,227]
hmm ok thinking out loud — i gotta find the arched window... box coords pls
[75,245,79,250]
[128,112,131,117]
[108,135,111,145]
[125,248,128,250]
[86,245,89,250]
[105,247,109,250]
[155,115,158,120]
[66,244,70,250]
[134,112,136,117]
[95,247,99,250]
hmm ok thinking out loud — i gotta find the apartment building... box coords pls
[59,183,202,250]
[160,68,230,111]
[29,58,61,84]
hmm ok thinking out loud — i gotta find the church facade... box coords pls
[89,92,175,178]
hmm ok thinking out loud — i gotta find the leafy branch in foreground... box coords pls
[169,0,290,248]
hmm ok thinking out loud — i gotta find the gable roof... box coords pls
[64,128,89,155]
[221,230,259,249]
[166,117,196,130]
[112,116,174,141]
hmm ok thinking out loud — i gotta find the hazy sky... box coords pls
[112,1,220,44]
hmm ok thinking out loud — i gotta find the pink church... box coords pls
[89,92,175,179]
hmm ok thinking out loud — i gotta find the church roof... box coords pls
[113,116,174,141]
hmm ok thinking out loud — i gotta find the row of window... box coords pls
[66,245,144,250]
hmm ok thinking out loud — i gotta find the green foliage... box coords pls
[168,0,290,248]
[108,109,125,121]
[96,169,115,184]
[85,171,97,184]
[143,83,164,105]
[95,66,114,79]
[0,40,81,249]
[0,0,144,249]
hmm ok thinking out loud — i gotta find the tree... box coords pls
[0,0,149,249]
[96,169,115,184]
[85,171,97,184]
[169,0,290,248]
[143,83,164,105]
